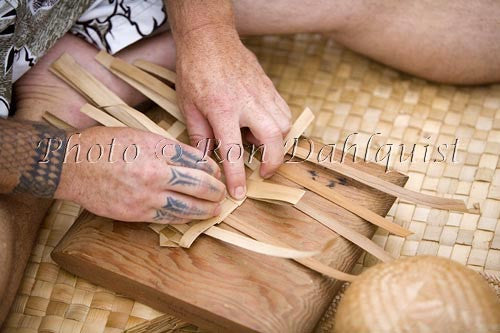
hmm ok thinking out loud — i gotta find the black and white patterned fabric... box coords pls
[71,0,166,54]
[0,0,167,117]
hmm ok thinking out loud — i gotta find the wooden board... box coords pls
[52,150,407,333]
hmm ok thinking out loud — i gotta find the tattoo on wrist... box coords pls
[0,119,68,198]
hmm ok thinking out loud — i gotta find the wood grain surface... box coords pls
[52,149,407,332]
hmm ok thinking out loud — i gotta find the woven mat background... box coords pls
[3,34,500,333]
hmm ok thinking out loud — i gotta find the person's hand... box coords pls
[54,126,225,223]
[175,26,291,200]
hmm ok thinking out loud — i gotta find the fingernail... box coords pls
[233,185,246,200]
[262,171,274,179]
[214,204,222,216]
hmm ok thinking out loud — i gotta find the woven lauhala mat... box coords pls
[3,34,500,333]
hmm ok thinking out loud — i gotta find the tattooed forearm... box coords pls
[0,119,67,198]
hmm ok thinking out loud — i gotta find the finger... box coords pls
[262,77,292,132]
[180,102,220,174]
[150,209,190,224]
[244,131,260,147]
[208,111,247,200]
[273,92,292,121]
[109,204,190,224]
[267,100,291,135]
[183,102,216,152]
[154,191,222,220]
[164,165,226,202]
[166,142,221,179]
[241,110,284,179]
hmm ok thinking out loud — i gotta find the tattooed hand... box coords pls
[55,126,225,224]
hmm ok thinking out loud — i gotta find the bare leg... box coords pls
[14,32,176,126]
[0,195,52,325]
[232,0,500,84]
[1,31,176,325]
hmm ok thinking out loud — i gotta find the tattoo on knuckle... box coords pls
[153,196,206,221]
[168,168,200,187]
[204,179,223,194]
[153,209,177,222]
[170,145,212,173]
